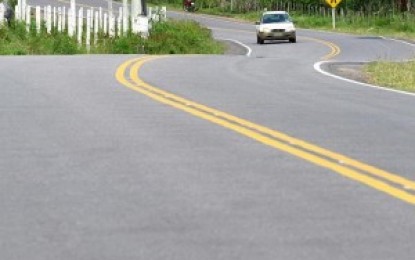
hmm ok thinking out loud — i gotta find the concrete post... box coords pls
[147,7,152,19]
[94,11,98,45]
[89,8,93,31]
[22,0,26,22]
[152,13,159,23]
[132,16,137,34]
[131,0,142,18]
[122,0,128,34]
[62,7,66,32]
[46,5,51,33]
[57,7,62,32]
[103,13,108,35]
[0,3,5,25]
[108,0,113,37]
[117,9,122,36]
[68,8,72,35]
[99,7,102,32]
[25,5,30,32]
[137,16,149,38]
[77,7,83,45]
[109,13,115,37]
[53,7,56,30]
[16,0,21,20]
[15,5,19,21]
[68,0,76,37]
[160,7,167,22]
[108,0,112,17]
[36,6,41,33]
[86,9,91,47]
[43,5,47,25]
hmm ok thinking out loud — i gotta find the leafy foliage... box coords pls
[0,19,224,55]
[161,0,415,13]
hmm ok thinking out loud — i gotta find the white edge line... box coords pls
[380,36,415,47]
[217,38,252,57]
[314,61,415,97]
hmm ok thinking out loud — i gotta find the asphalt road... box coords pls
[2,1,415,260]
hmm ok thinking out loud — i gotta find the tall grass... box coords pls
[293,12,415,39]
[0,19,224,55]
[159,2,415,40]
[146,20,224,54]
[365,61,415,93]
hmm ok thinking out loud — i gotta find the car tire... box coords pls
[289,37,296,43]
[257,36,264,44]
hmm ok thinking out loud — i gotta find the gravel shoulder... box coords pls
[220,39,249,55]
[327,62,371,83]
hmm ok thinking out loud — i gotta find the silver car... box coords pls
[256,11,296,44]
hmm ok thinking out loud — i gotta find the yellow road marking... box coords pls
[209,27,341,60]
[302,36,341,60]
[116,56,415,205]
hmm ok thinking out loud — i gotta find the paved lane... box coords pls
[2,2,415,260]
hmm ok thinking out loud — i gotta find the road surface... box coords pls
[2,1,415,259]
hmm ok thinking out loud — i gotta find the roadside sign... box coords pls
[325,0,342,8]
[325,0,342,29]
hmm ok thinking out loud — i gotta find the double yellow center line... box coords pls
[303,36,342,60]
[116,56,415,205]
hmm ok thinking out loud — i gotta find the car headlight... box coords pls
[259,27,270,33]
[286,25,296,32]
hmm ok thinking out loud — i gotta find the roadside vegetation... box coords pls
[365,61,415,92]
[0,0,224,55]
[156,0,415,39]
[0,19,224,55]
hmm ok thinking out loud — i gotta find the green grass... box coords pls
[292,12,415,40]
[0,19,224,55]
[146,20,224,54]
[365,61,415,93]
[160,3,415,40]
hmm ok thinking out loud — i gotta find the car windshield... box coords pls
[262,13,290,24]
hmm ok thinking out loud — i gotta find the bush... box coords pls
[0,19,224,55]
[146,20,224,54]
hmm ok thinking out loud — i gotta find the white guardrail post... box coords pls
[53,7,56,31]
[0,3,5,26]
[25,5,30,32]
[117,7,122,37]
[94,10,98,45]
[86,9,91,49]
[78,7,83,45]
[46,5,52,34]
[122,0,128,35]
[6,0,166,47]
[58,7,62,33]
[36,6,41,33]
[21,0,26,22]
[15,0,21,20]
[62,7,66,32]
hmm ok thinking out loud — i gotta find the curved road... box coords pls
[2,1,415,259]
